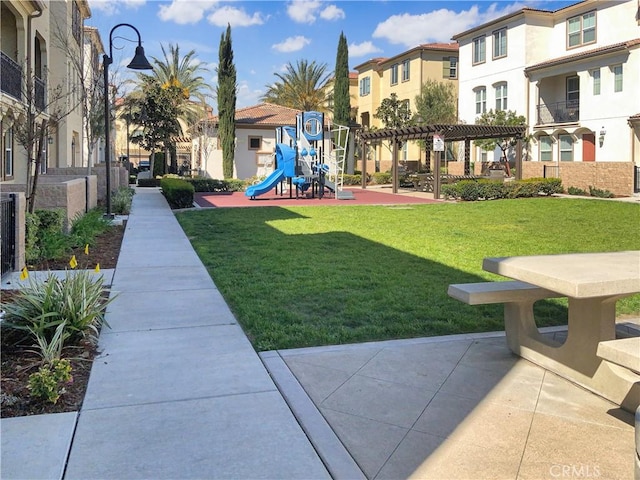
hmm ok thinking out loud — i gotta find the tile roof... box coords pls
[525,38,640,74]
[207,103,306,127]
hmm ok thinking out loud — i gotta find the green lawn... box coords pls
[176,198,640,351]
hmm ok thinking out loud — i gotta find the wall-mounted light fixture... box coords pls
[48,137,53,145]
[599,127,606,147]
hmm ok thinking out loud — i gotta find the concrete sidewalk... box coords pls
[2,187,637,480]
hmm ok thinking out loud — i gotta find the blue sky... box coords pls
[86,0,575,109]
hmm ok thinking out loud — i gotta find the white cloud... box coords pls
[287,0,321,24]
[89,0,146,16]
[320,5,345,21]
[158,0,218,25]
[207,6,265,27]
[272,36,311,53]
[236,81,263,108]
[349,41,382,58]
[372,2,527,47]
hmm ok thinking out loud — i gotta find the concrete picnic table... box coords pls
[481,250,640,412]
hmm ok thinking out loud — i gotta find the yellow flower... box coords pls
[69,255,78,269]
[20,266,29,280]
[94,263,101,273]
[84,244,89,255]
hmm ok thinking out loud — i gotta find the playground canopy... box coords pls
[358,124,528,197]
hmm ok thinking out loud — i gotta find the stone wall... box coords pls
[521,162,634,197]
[35,177,90,229]
[47,166,127,204]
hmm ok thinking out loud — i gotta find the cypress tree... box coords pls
[217,24,237,179]
[333,32,350,127]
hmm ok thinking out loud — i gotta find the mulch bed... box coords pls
[1,225,125,418]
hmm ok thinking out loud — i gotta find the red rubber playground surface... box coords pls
[193,188,440,208]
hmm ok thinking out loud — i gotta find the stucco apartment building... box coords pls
[354,43,459,173]
[453,0,640,195]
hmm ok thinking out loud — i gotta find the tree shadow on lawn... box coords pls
[180,206,568,352]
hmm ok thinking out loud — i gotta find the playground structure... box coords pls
[245,111,354,200]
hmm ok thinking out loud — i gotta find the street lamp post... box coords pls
[103,23,152,219]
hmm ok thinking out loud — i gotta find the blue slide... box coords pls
[245,143,296,199]
[245,168,285,198]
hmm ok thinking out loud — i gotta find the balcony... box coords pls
[1,52,22,101]
[536,101,579,125]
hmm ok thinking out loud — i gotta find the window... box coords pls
[493,28,507,59]
[475,87,486,115]
[613,65,623,92]
[495,83,507,111]
[539,135,553,161]
[72,1,82,44]
[566,76,579,106]
[390,64,399,85]
[443,57,458,79]
[4,128,13,178]
[359,76,370,96]
[402,59,410,82]
[567,11,596,48]
[401,141,408,161]
[248,136,262,150]
[559,134,573,161]
[473,36,486,64]
[591,69,600,95]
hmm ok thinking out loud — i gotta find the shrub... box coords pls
[25,212,41,263]
[567,186,588,196]
[442,178,563,202]
[589,185,614,198]
[111,187,135,214]
[371,172,392,185]
[225,179,246,192]
[160,177,195,209]
[189,178,229,192]
[138,178,162,187]
[1,270,112,345]
[36,208,65,235]
[70,208,110,246]
[28,358,73,404]
[520,177,563,196]
[342,174,362,185]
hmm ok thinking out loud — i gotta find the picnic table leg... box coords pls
[503,295,639,412]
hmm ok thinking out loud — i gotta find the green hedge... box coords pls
[137,178,161,187]
[442,178,563,201]
[160,177,195,209]
[186,178,247,192]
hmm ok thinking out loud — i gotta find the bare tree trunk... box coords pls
[28,119,48,213]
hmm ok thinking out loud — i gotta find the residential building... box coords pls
[194,103,304,180]
[453,0,640,195]
[82,26,105,168]
[1,0,92,184]
[354,43,459,172]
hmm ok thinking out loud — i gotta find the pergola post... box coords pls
[516,137,523,180]
[361,136,367,189]
[464,138,471,175]
[392,135,399,194]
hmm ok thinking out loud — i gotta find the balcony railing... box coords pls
[1,52,22,100]
[35,76,45,111]
[536,101,579,125]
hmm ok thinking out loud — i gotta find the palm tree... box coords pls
[137,43,212,126]
[262,60,331,111]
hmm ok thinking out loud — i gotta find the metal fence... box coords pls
[1,195,16,277]
[635,166,640,193]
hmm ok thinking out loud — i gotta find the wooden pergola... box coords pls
[358,124,528,198]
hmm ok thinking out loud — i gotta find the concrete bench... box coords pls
[447,281,561,305]
[597,338,640,374]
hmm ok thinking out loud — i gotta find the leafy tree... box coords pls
[217,24,237,179]
[475,109,527,176]
[128,81,183,175]
[373,93,411,129]
[413,79,457,125]
[136,43,212,172]
[261,60,330,111]
[333,32,350,126]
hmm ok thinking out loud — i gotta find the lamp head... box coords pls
[127,45,153,70]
